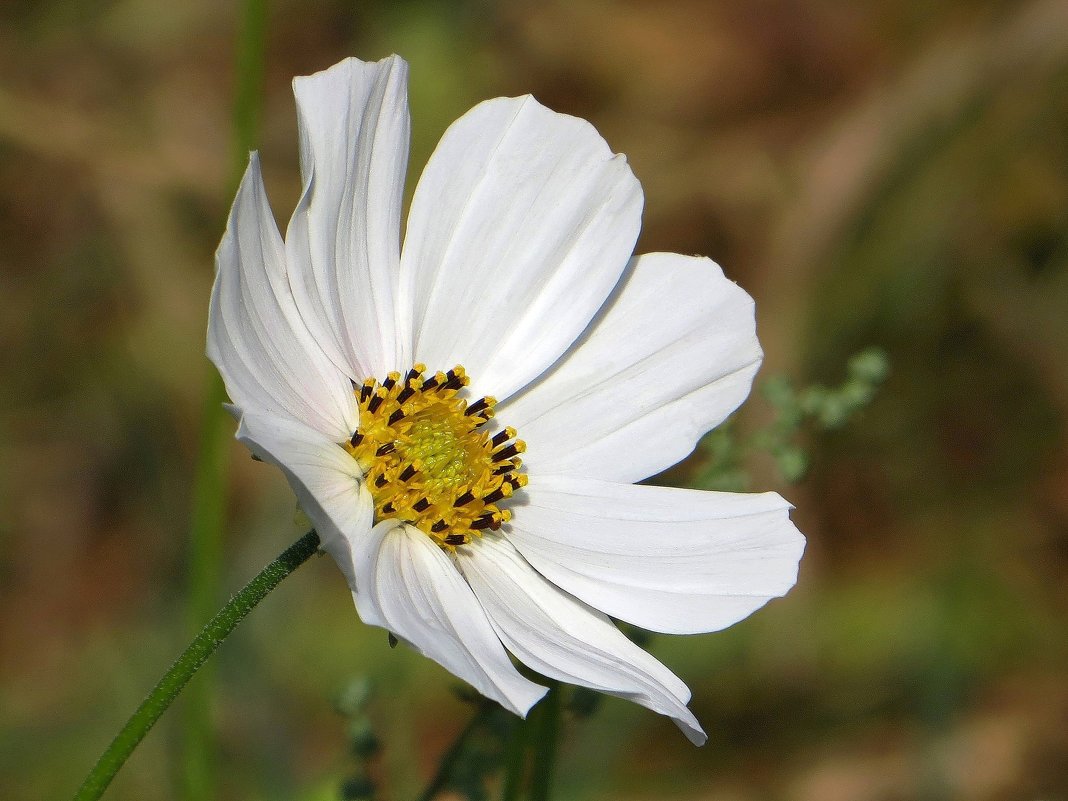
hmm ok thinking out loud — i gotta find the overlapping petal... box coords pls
[398,95,643,402]
[208,154,358,440]
[287,56,410,380]
[457,536,706,744]
[235,411,370,578]
[350,521,547,716]
[509,475,805,635]
[500,252,762,483]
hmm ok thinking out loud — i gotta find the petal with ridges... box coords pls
[208,154,358,440]
[350,521,547,716]
[235,411,371,586]
[287,55,410,380]
[458,536,706,744]
[399,95,642,402]
[499,252,761,483]
[508,474,805,635]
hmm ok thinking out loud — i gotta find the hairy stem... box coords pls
[72,530,321,801]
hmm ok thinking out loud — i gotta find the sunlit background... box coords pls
[2,1,1067,799]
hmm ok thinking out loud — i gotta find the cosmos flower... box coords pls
[208,55,804,745]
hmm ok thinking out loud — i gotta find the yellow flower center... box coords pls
[344,364,527,548]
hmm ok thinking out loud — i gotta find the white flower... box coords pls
[208,55,805,745]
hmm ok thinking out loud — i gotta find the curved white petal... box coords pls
[235,411,372,584]
[351,522,547,716]
[286,55,410,381]
[508,475,805,635]
[499,253,762,483]
[398,95,643,402]
[457,536,706,744]
[208,154,358,440]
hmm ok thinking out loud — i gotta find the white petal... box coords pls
[398,95,642,402]
[508,475,805,635]
[457,536,706,745]
[286,56,410,380]
[499,253,762,483]
[208,154,358,440]
[350,522,547,716]
[235,411,372,585]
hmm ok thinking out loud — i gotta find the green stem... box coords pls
[528,683,562,801]
[182,1,268,796]
[500,713,529,801]
[72,530,321,801]
[414,703,494,801]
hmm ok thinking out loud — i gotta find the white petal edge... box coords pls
[398,95,643,402]
[208,154,358,441]
[457,536,707,745]
[351,521,547,716]
[234,411,371,589]
[286,55,411,381]
[498,252,762,484]
[508,474,805,635]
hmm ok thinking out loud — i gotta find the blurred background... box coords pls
[2,0,1066,799]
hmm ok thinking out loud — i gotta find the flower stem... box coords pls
[500,712,529,801]
[528,682,562,801]
[72,529,321,801]
[183,1,269,797]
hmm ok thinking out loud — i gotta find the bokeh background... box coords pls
[2,1,1067,799]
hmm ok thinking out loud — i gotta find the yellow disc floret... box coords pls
[344,364,527,548]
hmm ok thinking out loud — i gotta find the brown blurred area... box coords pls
[1,1,1066,799]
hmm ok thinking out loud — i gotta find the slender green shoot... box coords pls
[72,530,321,801]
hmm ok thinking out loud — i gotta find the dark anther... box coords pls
[367,394,383,414]
[375,474,388,488]
[376,442,395,457]
[465,397,490,417]
[431,519,449,533]
[482,487,507,504]
[396,386,415,404]
[453,491,475,507]
[444,534,467,546]
[381,502,395,514]
[360,383,374,402]
[413,497,431,512]
[492,444,520,462]
[349,431,363,447]
[382,374,397,391]
[405,367,422,383]
[420,375,439,391]
[388,408,405,425]
[491,429,512,447]
[470,515,496,530]
[399,464,417,482]
[441,375,464,392]
[493,464,514,476]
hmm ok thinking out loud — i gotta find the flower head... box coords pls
[208,55,805,745]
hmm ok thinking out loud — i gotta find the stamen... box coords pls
[343,364,526,549]
[491,428,515,447]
